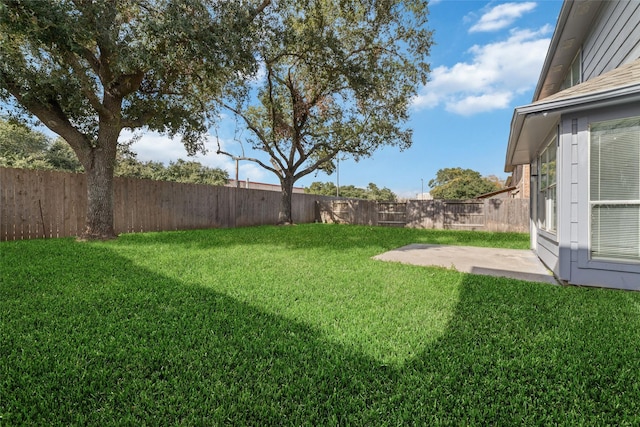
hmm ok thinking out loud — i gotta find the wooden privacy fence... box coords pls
[319,198,530,233]
[0,167,329,241]
[1,167,529,241]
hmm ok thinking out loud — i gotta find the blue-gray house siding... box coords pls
[583,0,640,79]
[505,0,640,290]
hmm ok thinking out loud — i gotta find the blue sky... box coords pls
[127,0,564,198]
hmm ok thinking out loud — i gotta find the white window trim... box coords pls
[538,137,557,235]
[588,116,640,263]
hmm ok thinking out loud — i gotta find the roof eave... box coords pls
[505,84,640,172]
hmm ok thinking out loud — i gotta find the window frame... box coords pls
[588,115,640,263]
[561,50,582,90]
[538,136,558,235]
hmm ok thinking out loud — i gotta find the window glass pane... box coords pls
[590,118,640,201]
[571,57,580,85]
[547,186,556,232]
[538,137,557,234]
[538,189,546,229]
[548,138,557,186]
[590,115,640,262]
[592,204,640,261]
[539,159,548,189]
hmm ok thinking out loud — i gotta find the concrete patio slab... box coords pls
[373,244,559,285]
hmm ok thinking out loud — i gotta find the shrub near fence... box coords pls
[318,198,530,233]
[0,167,330,241]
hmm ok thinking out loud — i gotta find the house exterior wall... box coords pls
[530,125,561,278]
[509,1,640,289]
[582,1,640,80]
[532,104,640,290]
[567,104,640,290]
[507,164,530,199]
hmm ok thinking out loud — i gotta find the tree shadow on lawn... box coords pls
[2,241,640,425]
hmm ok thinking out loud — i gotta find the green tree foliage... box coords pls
[0,119,228,184]
[305,181,397,201]
[428,167,501,200]
[45,139,84,172]
[218,0,432,223]
[0,118,82,171]
[0,118,49,159]
[157,159,228,186]
[1,0,270,239]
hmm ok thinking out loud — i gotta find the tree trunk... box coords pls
[278,175,295,224]
[79,130,119,240]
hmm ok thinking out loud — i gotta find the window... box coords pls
[561,51,581,90]
[538,137,557,233]
[590,116,640,261]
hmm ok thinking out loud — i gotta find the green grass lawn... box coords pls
[2,224,639,425]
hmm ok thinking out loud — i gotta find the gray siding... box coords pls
[567,105,640,290]
[556,116,577,282]
[531,127,562,278]
[583,0,640,80]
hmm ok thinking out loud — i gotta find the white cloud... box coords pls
[412,25,553,115]
[470,2,537,33]
[446,92,513,116]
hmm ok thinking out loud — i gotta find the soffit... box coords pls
[533,1,605,101]
[505,58,640,171]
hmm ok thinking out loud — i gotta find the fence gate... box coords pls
[377,202,407,227]
[443,201,485,230]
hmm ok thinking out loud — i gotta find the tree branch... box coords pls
[215,145,277,175]
[250,0,272,19]
[1,72,92,153]
[63,51,112,119]
[264,65,289,164]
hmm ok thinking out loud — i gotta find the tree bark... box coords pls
[278,175,295,224]
[79,127,119,240]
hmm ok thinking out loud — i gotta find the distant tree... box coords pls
[484,174,506,189]
[1,0,271,239]
[218,0,432,224]
[0,118,82,171]
[0,118,49,159]
[45,139,83,172]
[366,183,397,202]
[428,168,500,199]
[159,159,228,186]
[305,181,338,196]
[1,119,228,184]
[305,181,396,201]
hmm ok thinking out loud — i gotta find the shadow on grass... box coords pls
[2,239,639,425]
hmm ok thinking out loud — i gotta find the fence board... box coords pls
[1,167,528,240]
[378,202,407,227]
[443,201,485,231]
[319,198,529,233]
[1,168,15,239]
[1,167,333,241]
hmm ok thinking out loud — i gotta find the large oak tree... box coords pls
[0,0,269,239]
[218,0,432,223]
[428,167,501,199]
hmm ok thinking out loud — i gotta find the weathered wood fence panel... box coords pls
[0,167,328,241]
[443,201,485,231]
[318,199,378,225]
[319,198,529,233]
[484,198,530,233]
[1,167,530,240]
[377,202,407,227]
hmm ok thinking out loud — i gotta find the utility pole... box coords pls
[336,154,340,197]
[235,158,240,189]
